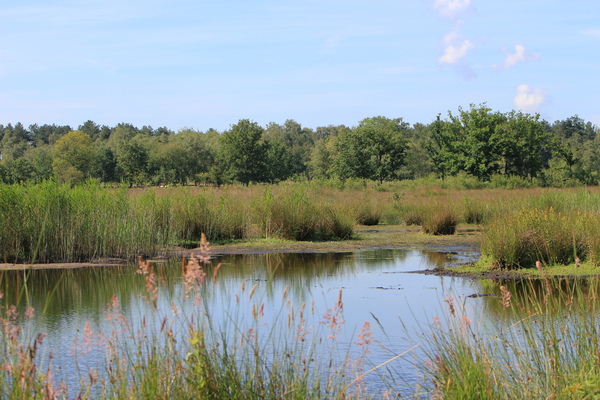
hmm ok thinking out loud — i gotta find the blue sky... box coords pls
[1,0,599,132]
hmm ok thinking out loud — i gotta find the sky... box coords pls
[1,0,599,132]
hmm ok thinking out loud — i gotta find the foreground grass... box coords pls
[0,238,394,399]
[3,233,600,398]
[411,274,600,399]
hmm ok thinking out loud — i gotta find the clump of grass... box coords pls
[420,207,458,235]
[402,210,423,226]
[481,207,586,269]
[461,196,488,224]
[354,202,382,226]
[255,186,354,241]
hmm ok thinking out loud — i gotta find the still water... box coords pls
[1,248,495,396]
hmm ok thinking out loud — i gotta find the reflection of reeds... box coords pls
[0,236,378,398]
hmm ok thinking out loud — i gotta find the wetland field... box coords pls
[2,181,600,398]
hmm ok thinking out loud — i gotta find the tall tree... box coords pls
[332,116,409,183]
[220,119,265,185]
[52,131,96,184]
[499,111,550,179]
[117,138,148,187]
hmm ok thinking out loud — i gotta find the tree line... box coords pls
[0,104,598,187]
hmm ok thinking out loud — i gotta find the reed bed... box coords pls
[5,180,600,267]
[0,182,355,263]
[411,275,600,399]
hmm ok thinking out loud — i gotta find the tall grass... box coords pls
[5,180,600,266]
[0,182,355,263]
[254,186,354,240]
[481,207,586,269]
[0,181,177,263]
[412,275,600,399]
[420,206,459,235]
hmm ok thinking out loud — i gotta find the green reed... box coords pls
[410,276,600,399]
[0,182,356,263]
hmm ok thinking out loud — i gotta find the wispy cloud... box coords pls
[438,24,475,79]
[433,0,474,19]
[513,84,547,112]
[439,37,474,65]
[492,44,540,68]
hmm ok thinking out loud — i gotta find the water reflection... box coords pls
[1,248,542,396]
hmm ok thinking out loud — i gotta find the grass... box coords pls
[5,179,600,273]
[0,182,355,263]
[4,224,600,398]
[410,274,600,399]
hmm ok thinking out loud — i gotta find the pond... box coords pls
[0,247,511,397]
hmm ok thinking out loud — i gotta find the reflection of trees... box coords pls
[0,249,459,334]
[0,264,182,330]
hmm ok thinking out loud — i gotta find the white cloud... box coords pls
[434,0,474,19]
[513,84,547,111]
[439,40,474,65]
[493,45,541,68]
[439,25,474,65]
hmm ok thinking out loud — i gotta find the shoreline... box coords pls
[0,224,481,271]
[0,224,594,279]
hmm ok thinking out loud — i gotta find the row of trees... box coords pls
[0,104,598,187]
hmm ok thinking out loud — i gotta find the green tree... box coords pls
[117,138,148,187]
[175,128,216,182]
[79,120,101,141]
[91,146,118,182]
[424,116,458,180]
[308,138,333,179]
[29,124,71,147]
[25,146,54,183]
[449,104,506,180]
[499,111,550,179]
[358,116,409,183]
[263,139,294,183]
[52,130,96,184]
[332,116,409,183]
[220,119,265,185]
[147,140,189,185]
